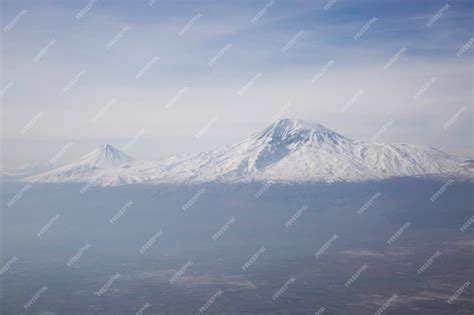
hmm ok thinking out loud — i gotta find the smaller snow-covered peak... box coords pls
[77,144,134,169]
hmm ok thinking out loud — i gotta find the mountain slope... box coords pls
[26,119,469,186]
[26,144,134,184]
[76,144,134,168]
[2,162,56,179]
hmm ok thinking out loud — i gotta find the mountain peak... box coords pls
[258,118,350,145]
[270,118,332,133]
[101,144,114,150]
[78,144,134,169]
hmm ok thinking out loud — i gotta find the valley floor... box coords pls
[1,179,473,314]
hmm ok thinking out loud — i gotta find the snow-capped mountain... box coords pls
[26,119,470,186]
[76,144,134,168]
[26,144,134,184]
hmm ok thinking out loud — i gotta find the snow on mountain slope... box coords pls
[26,119,469,186]
[77,144,134,168]
[26,144,134,184]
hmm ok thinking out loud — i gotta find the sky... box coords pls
[1,0,473,169]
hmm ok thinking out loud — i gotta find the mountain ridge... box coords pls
[24,118,471,186]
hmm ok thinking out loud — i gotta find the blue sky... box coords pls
[1,0,473,168]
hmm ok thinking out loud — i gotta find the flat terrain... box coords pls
[1,179,473,314]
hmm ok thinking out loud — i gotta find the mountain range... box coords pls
[24,119,472,186]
